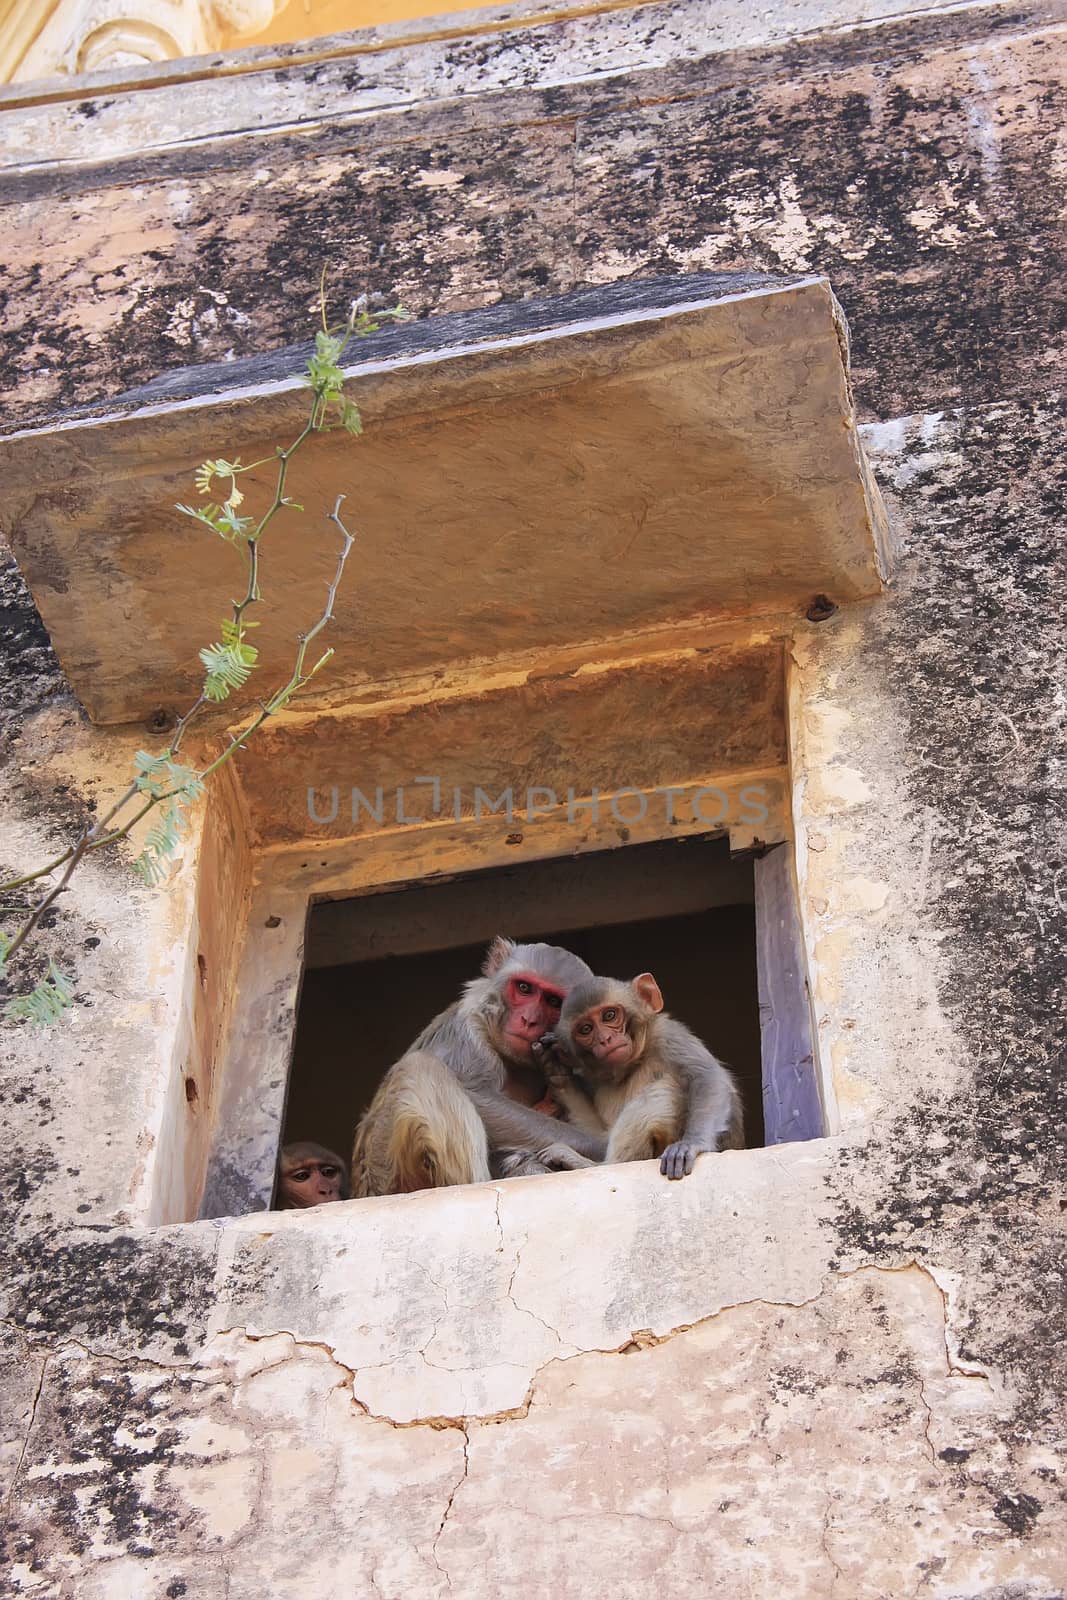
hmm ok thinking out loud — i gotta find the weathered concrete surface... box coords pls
[0,1156,1062,1595]
[0,0,1063,426]
[1,395,1064,1590]
[0,546,250,1232]
[0,0,1065,1594]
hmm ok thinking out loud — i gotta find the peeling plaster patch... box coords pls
[806,763,874,813]
[726,173,819,270]
[169,1452,259,1543]
[836,875,889,915]
[412,167,466,188]
[965,51,1004,193]
[6,1266,1036,1596]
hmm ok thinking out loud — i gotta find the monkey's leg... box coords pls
[491,1150,553,1179]
[352,1050,491,1196]
[605,1078,686,1166]
[490,1143,596,1179]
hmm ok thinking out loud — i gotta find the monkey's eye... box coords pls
[516,980,534,995]
[321,1166,339,1178]
[602,1008,619,1024]
[576,1021,593,1038]
[291,1170,311,1182]
[545,993,562,1010]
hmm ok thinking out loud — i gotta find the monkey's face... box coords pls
[568,1000,638,1076]
[491,970,567,1064]
[279,1146,349,1208]
[463,939,592,1066]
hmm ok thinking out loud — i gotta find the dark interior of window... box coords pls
[281,834,766,1171]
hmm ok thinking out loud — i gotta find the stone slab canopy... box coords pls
[0,272,890,726]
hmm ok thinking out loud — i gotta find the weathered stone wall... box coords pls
[0,0,1063,1594]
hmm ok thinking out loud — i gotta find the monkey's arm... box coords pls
[659,1023,743,1180]
[531,1036,607,1136]
[548,1079,607,1135]
[421,1008,607,1159]
[468,1086,607,1159]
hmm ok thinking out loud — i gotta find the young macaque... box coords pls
[351,937,607,1197]
[278,1142,350,1208]
[541,973,743,1180]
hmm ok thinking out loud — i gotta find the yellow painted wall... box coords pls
[223,0,512,50]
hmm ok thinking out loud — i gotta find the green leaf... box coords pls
[220,618,260,645]
[195,458,241,495]
[307,330,346,397]
[176,502,253,543]
[133,751,205,799]
[5,962,75,1025]
[133,797,190,885]
[176,501,225,534]
[199,638,259,702]
[133,750,170,795]
[338,397,363,436]
[217,503,254,540]
[165,762,205,800]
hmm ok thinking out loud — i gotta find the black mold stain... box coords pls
[0,548,66,736]
[1,1364,186,1565]
[0,4,1062,426]
[0,1163,215,1356]
[829,398,1067,1423]
[992,1491,1043,1536]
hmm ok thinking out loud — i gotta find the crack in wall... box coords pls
[430,1423,469,1589]
[915,1373,939,1466]
[820,1490,845,1596]
[1,1249,1002,1576]
[0,1260,1022,1593]
[2,1351,48,1528]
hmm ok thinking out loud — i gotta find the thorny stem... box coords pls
[195,495,354,784]
[0,297,389,984]
[1,496,356,957]
[2,836,93,963]
[169,692,207,758]
[3,497,355,960]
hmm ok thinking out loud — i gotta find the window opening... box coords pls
[279,832,822,1193]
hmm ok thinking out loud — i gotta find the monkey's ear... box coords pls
[483,936,517,976]
[632,973,664,1013]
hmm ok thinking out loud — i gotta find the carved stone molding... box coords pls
[0,0,284,84]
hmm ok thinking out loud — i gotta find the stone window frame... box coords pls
[194,716,824,1223]
[0,272,887,1223]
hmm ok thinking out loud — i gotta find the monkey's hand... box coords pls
[536,1143,596,1172]
[532,1034,573,1088]
[659,1139,712,1180]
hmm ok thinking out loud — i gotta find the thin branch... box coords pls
[0,294,402,995]
[4,498,358,935]
[197,496,356,783]
[3,836,92,963]
[169,692,207,758]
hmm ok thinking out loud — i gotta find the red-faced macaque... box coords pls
[351,937,606,1197]
[542,973,744,1179]
[278,1142,350,1208]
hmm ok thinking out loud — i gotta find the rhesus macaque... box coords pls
[351,937,607,1197]
[542,972,744,1179]
[278,1142,350,1208]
